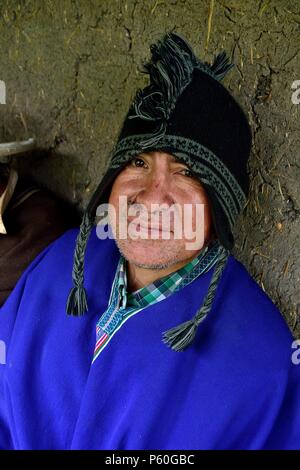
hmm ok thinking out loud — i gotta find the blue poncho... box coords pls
[0,227,299,449]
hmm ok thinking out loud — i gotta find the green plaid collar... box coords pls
[117,240,221,310]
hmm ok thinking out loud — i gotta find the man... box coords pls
[0,32,299,450]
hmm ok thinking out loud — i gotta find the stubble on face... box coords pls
[114,236,198,270]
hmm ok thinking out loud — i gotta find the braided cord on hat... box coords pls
[66,211,94,316]
[162,245,230,352]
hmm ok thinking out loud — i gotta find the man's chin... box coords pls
[114,238,184,269]
[122,255,181,271]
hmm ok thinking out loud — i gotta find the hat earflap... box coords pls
[162,245,229,352]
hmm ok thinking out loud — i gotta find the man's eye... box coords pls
[130,157,146,168]
[180,168,194,178]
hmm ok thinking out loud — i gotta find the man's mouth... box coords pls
[128,220,173,234]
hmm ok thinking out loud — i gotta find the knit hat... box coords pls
[66,32,252,352]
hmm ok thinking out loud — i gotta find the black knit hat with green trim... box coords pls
[66,31,252,352]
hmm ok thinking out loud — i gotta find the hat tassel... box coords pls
[162,247,229,351]
[209,51,234,81]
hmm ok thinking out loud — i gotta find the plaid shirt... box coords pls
[93,240,221,363]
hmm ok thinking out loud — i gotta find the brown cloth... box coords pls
[0,173,80,307]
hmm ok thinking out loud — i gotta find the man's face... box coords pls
[108,151,214,269]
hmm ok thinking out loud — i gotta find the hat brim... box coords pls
[0,138,36,160]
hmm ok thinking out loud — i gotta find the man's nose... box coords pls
[142,168,172,202]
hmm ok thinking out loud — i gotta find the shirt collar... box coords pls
[116,239,221,310]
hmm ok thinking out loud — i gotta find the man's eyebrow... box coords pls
[137,152,187,164]
[172,156,189,165]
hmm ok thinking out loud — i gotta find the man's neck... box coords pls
[126,252,201,293]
